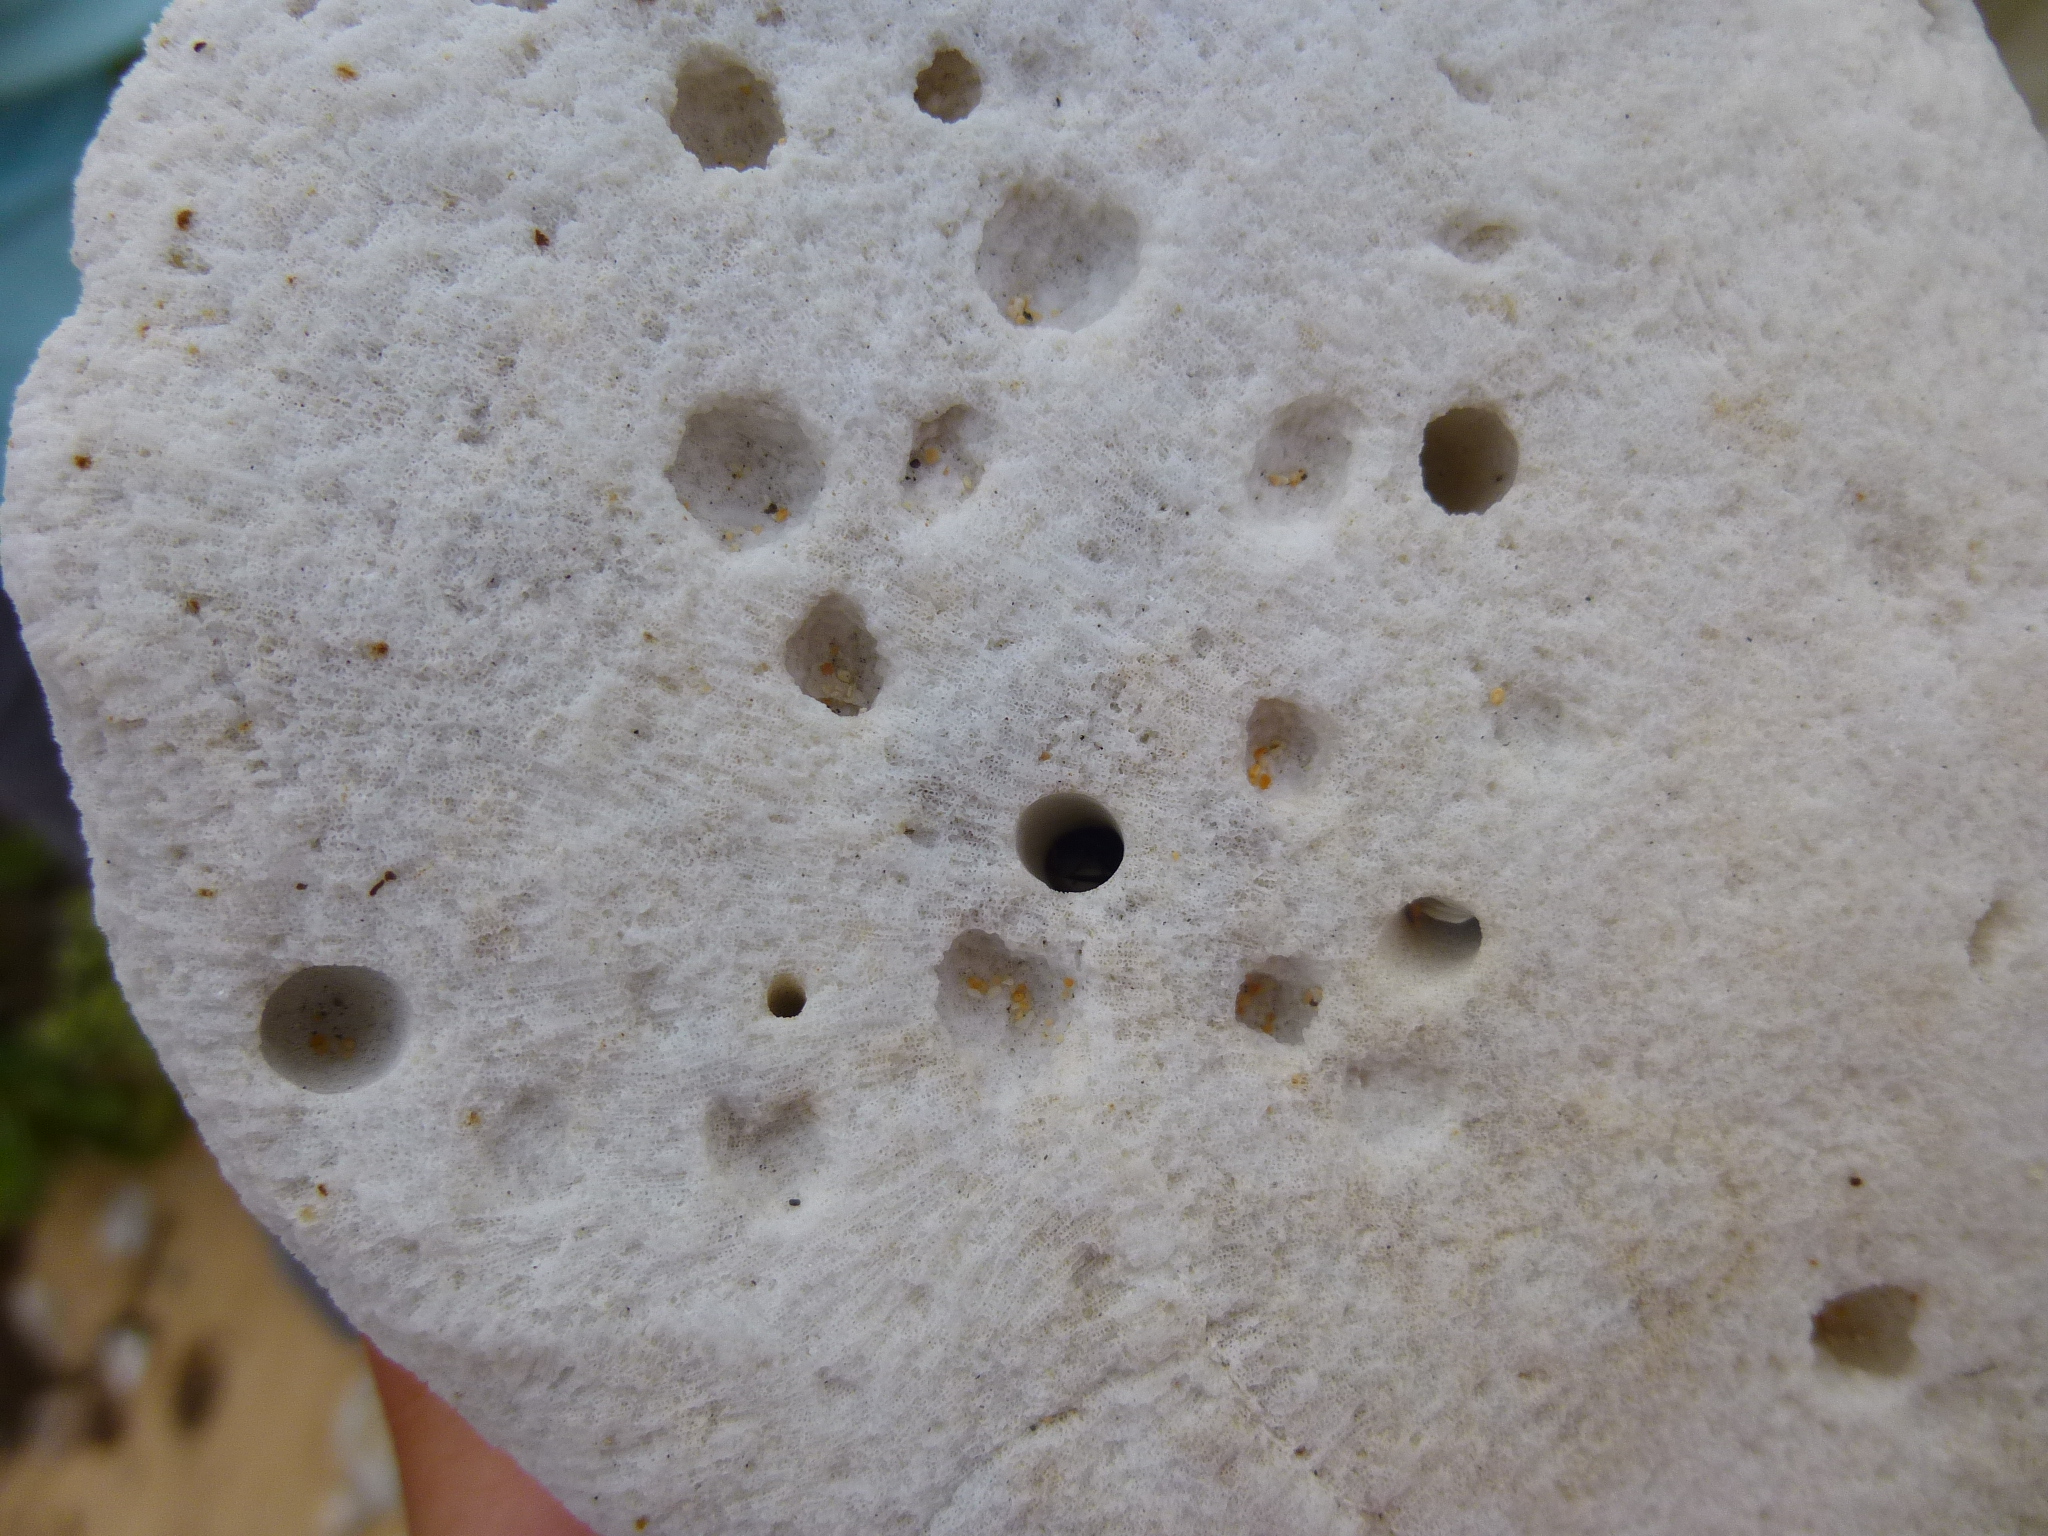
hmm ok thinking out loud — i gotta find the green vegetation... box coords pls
[0,827,184,1229]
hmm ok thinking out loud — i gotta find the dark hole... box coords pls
[1400,896,1483,965]
[914,47,982,122]
[1419,405,1518,513]
[1044,824,1123,893]
[765,974,806,1018]
[1016,793,1124,893]
[1812,1284,1918,1376]
[172,1341,221,1432]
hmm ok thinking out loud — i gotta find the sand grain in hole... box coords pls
[1245,698,1317,792]
[1250,398,1355,509]
[936,930,1069,1049]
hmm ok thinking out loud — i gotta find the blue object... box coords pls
[1,0,166,860]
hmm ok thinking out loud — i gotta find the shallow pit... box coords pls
[1235,961,1321,1045]
[1812,1284,1919,1376]
[1969,898,2016,968]
[935,930,1068,1047]
[915,48,981,121]
[1249,398,1354,509]
[1244,698,1317,792]
[703,1090,820,1200]
[667,397,823,547]
[1016,793,1123,893]
[259,966,407,1092]
[977,184,1138,332]
[785,595,881,715]
[1420,405,1518,513]
[1437,215,1517,262]
[902,404,987,511]
[670,53,783,170]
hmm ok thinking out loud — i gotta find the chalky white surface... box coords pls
[7,0,2048,1529]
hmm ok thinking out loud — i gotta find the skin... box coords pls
[366,1340,598,1536]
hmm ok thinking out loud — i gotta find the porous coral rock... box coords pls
[5,0,2048,1530]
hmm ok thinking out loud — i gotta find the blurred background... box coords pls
[1,3,2045,1531]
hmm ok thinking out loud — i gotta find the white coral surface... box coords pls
[5,0,2048,1530]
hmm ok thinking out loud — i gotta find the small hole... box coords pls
[1249,398,1354,509]
[1397,897,1483,966]
[259,966,407,1092]
[1235,963,1320,1045]
[915,48,981,122]
[667,397,823,546]
[1812,1284,1919,1376]
[1420,406,1518,513]
[784,594,882,715]
[1016,793,1123,893]
[978,184,1139,332]
[766,974,806,1018]
[172,1342,221,1432]
[669,53,784,171]
[1245,698,1317,792]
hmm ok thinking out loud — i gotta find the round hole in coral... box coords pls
[766,974,807,1018]
[1398,897,1483,966]
[669,52,784,170]
[977,183,1139,332]
[914,47,981,122]
[1420,406,1518,513]
[259,966,407,1092]
[785,594,882,715]
[1812,1284,1919,1376]
[1016,793,1124,893]
[667,396,824,547]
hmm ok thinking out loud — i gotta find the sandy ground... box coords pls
[0,1135,405,1536]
